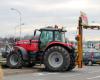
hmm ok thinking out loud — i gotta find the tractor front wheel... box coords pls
[7,51,23,69]
[44,46,70,72]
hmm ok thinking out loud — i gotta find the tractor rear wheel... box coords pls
[67,48,76,71]
[44,46,70,72]
[7,51,23,69]
[67,56,76,71]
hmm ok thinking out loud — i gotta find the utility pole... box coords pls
[11,8,22,40]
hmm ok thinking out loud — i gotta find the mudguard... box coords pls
[45,42,73,53]
[14,46,29,61]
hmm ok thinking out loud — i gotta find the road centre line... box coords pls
[33,72,57,76]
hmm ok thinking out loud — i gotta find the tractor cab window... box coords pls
[61,32,66,42]
[40,31,53,50]
[32,30,41,40]
[46,31,53,42]
[54,31,65,42]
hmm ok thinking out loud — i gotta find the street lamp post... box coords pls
[14,23,24,39]
[11,8,22,40]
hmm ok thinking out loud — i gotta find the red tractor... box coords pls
[6,26,76,71]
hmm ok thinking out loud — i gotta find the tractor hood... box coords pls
[14,39,39,52]
[15,40,38,45]
[16,40,30,45]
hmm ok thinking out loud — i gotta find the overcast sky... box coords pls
[0,0,100,40]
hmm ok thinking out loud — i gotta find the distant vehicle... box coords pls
[83,48,100,66]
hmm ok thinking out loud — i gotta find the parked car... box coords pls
[83,48,100,66]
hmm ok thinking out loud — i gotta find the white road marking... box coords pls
[87,76,100,79]
[37,73,45,76]
[33,72,58,76]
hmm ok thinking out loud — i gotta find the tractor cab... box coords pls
[15,26,67,51]
[33,26,67,50]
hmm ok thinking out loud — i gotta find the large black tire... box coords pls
[67,55,76,71]
[7,51,23,69]
[67,47,76,71]
[44,46,70,72]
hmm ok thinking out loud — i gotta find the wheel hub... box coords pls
[48,52,63,68]
[10,54,19,66]
[55,58,59,62]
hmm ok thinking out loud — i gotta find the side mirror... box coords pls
[34,30,36,36]
[29,39,32,44]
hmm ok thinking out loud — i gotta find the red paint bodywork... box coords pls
[46,41,73,48]
[16,40,39,52]
[15,40,73,52]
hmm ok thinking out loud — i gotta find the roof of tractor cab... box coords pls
[39,26,67,32]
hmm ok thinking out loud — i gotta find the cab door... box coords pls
[40,31,53,50]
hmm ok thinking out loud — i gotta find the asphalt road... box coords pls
[3,65,100,80]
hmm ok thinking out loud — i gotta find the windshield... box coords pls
[54,31,66,43]
[22,30,41,40]
[31,30,41,40]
